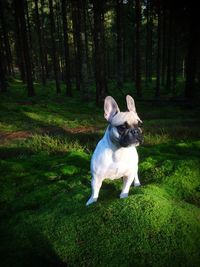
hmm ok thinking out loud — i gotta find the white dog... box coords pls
[86,95,143,206]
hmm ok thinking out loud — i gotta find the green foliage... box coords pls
[0,81,200,266]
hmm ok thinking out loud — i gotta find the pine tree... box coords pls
[14,0,35,96]
[48,0,61,94]
[93,0,107,104]
[155,1,161,97]
[34,0,46,86]
[116,0,124,89]
[135,0,142,97]
[61,0,72,96]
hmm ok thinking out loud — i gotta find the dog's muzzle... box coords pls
[119,128,143,147]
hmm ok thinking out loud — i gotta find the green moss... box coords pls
[163,160,200,205]
[2,185,199,267]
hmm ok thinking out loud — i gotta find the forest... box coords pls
[0,0,200,266]
[0,0,199,101]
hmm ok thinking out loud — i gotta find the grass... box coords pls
[0,79,200,266]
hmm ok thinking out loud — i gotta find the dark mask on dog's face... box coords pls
[116,122,143,147]
[109,115,143,147]
[104,95,143,147]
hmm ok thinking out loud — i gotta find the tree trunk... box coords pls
[61,0,72,96]
[185,8,198,98]
[132,29,136,82]
[79,0,90,100]
[172,22,177,94]
[83,1,91,78]
[55,2,62,79]
[48,0,61,94]
[145,0,152,84]
[155,3,161,97]
[14,0,35,97]
[34,0,46,86]
[72,1,81,91]
[166,9,172,91]
[116,0,124,88]
[13,0,26,82]
[25,0,35,79]
[149,1,153,83]
[0,30,7,92]
[0,1,13,76]
[40,0,49,79]
[102,11,108,94]
[182,58,185,79]
[135,0,142,97]
[161,7,166,86]
[0,60,7,92]
[93,0,107,104]
[145,0,149,84]
[107,47,111,79]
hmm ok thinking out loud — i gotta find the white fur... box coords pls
[86,127,140,206]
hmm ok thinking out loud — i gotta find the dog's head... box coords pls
[104,95,143,147]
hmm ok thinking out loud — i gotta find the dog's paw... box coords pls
[86,197,97,206]
[134,181,141,187]
[120,193,128,199]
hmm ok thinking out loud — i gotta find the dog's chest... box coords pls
[91,138,138,180]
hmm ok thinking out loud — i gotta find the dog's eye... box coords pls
[116,125,126,133]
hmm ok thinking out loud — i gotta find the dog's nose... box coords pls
[130,128,139,135]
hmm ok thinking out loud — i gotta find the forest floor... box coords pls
[0,79,200,267]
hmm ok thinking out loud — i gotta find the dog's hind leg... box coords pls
[86,176,103,206]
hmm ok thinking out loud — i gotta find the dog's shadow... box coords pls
[98,179,123,202]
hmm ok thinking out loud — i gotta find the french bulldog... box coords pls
[86,95,143,206]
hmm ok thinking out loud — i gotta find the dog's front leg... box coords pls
[120,176,135,199]
[86,176,103,206]
[134,171,141,187]
[120,168,141,199]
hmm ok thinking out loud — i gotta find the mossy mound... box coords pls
[0,147,200,267]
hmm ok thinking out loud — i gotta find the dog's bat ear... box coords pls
[104,96,120,122]
[126,95,136,112]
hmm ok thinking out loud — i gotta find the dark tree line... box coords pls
[0,0,199,103]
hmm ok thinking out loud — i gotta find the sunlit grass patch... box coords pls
[25,134,85,154]
[144,130,171,144]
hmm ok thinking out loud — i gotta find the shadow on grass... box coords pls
[0,225,67,267]
[0,146,34,159]
[0,148,92,216]
[0,92,103,134]
[0,111,103,157]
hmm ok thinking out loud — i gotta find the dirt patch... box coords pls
[0,131,32,143]
[64,126,100,134]
[38,125,101,135]
[0,126,101,144]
